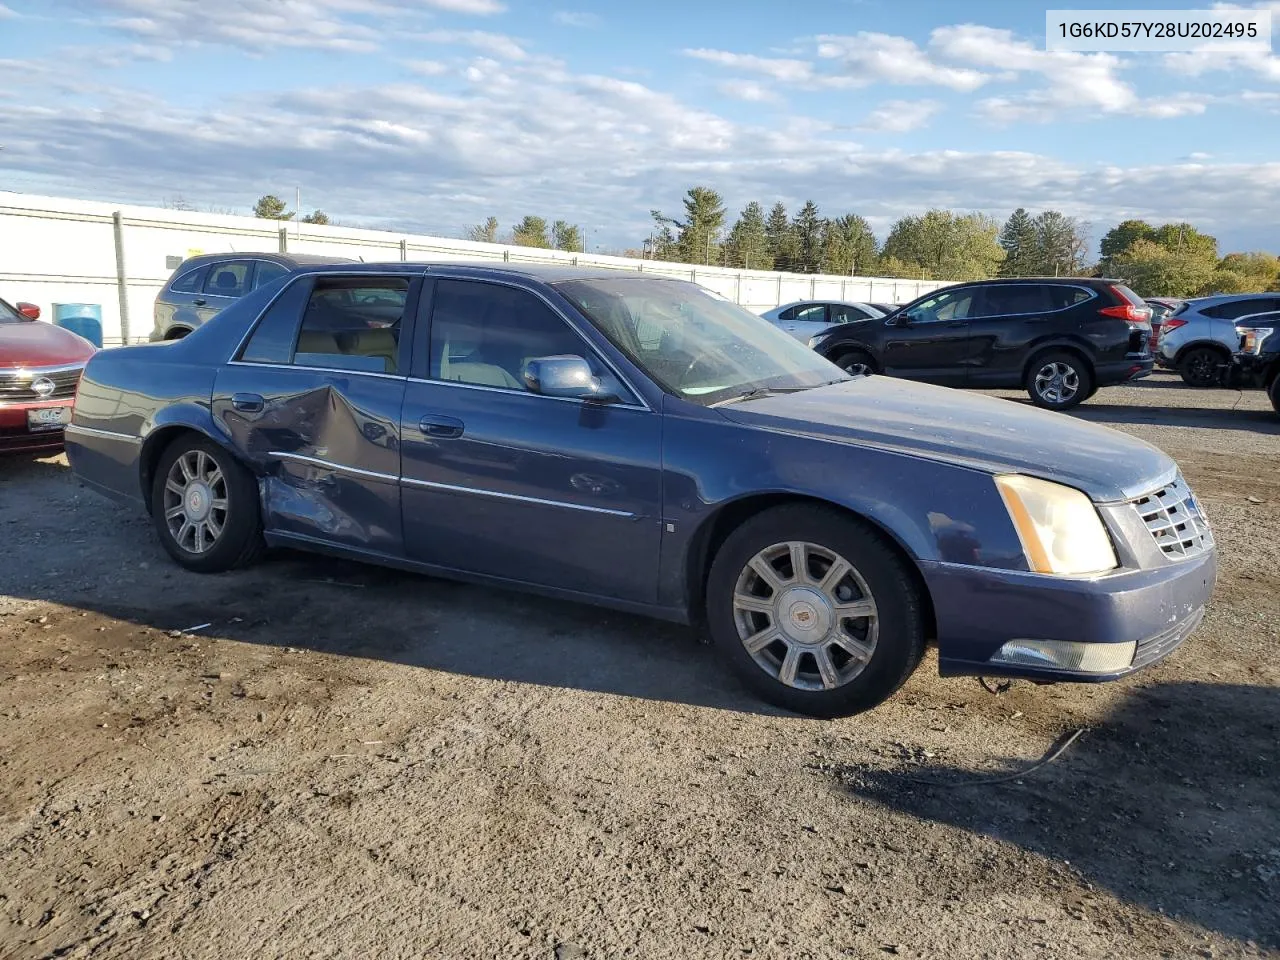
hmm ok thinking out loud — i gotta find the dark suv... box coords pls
[1227,310,1280,416]
[150,253,352,341]
[807,278,1154,410]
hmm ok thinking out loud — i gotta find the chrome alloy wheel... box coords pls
[1033,361,1080,405]
[841,359,872,377]
[731,541,879,691]
[162,449,228,554]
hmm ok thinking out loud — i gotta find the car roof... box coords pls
[953,277,1119,286]
[1186,292,1279,305]
[182,252,356,267]
[284,261,695,284]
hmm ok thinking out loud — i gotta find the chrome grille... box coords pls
[0,366,83,403]
[1131,474,1213,559]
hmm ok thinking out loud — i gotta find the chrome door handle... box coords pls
[419,414,464,438]
[232,393,264,413]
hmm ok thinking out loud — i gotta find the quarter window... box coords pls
[428,279,626,397]
[829,304,869,324]
[203,260,253,298]
[1205,298,1280,320]
[170,268,205,294]
[253,261,290,290]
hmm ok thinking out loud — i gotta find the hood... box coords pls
[718,377,1175,503]
[0,321,96,368]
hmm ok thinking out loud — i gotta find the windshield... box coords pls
[556,278,845,405]
[0,299,22,324]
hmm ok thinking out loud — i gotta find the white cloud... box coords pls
[816,32,991,91]
[419,29,527,60]
[0,3,18,18]
[684,49,815,84]
[404,59,449,76]
[860,99,940,133]
[553,11,599,28]
[716,80,782,103]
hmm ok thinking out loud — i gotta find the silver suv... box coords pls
[150,253,352,341]
[1158,293,1280,386]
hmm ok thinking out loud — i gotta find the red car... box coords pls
[0,298,96,454]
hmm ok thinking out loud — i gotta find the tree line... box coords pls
[464,215,583,252]
[638,186,1280,297]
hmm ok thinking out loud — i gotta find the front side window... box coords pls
[429,279,627,397]
[904,288,976,323]
[0,298,22,324]
[294,277,408,373]
[557,277,843,406]
[830,304,869,324]
[204,260,252,298]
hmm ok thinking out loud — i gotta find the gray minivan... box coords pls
[150,253,353,341]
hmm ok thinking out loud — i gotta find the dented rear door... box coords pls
[210,273,417,556]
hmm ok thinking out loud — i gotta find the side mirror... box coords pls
[522,355,618,403]
[16,302,40,321]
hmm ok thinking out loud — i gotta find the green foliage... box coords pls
[998,208,1038,277]
[1031,210,1088,276]
[821,214,878,276]
[765,201,797,272]
[512,215,551,248]
[881,209,1004,280]
[467,216,499,243]
[790,201,824,274]
[1107,239,1215,298]
[724,201,771,270]
[253,194,293,221]
[1152,222,1217,261]
[1100,220,1155,262]
[1216,252,1280,292]
[301,209,329,225]
[552,220,582,252]
[677,187,727,264]
[873,255,920,279]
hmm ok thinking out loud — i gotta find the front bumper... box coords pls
[0,398,74,453]
[1225,354,1274,389]
[923,547,1216,683]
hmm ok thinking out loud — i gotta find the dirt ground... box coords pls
[1,371,1278,960]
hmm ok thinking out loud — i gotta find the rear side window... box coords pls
[253,261,290,290]
[1047,286,1094,310]
[980,284,1052,316]
[294,277,409,374]
[830,304,870,323]
[1204,298,1280,320]
[169,267,205,294]
[791,303,827,324]
[204,260,253,298]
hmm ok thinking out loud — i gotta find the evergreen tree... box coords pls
[466,216,499,243]
[724,201,770,270]
[998,208,1038,277]
[821,214,878,275]
[792,200,824,273]
[765,201,796,272]
[511,215,551,248]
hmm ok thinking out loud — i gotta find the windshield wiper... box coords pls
[710,386,807,407]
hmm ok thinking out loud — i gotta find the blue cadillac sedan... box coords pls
[65,263,1216,717]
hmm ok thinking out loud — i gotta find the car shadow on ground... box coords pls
[1071,401,1280,433]
[833,680,1280,948]
[0,452,782,715]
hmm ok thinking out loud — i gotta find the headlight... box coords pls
[995,475,1118,576]
[1236,326,1274,355]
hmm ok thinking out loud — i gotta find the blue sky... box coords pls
[2,0,1279,257]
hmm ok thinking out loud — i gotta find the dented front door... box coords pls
[211,364,406,554]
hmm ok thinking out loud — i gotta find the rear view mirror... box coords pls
[522,355,618,403]
[16,302,40,321]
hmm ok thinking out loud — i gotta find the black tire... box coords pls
[832,350,875,377]
[705,505,926,718]
[1268,376,1280,417]
[150,435,264,573]
[1025,350,1093,411]
[1178,347,1224,387]
[165,328,192,341]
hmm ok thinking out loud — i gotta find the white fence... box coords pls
[0,192,948,346]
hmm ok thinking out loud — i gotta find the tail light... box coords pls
[1102,285,1153,329]
[1160,317,1188,335]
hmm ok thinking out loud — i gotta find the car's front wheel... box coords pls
[1268,376,1280,416]
[1026,351,1093,410]
[151,436,264,573]
[1178,347,1224,387]
[705,505,926,718]
[832,349,875,377]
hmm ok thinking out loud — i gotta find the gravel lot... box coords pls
[1,370,1277,960]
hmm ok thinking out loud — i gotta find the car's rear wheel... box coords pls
[832,350,875,377]
[1026,351,1093,410]
[705,505,926,718]
[1178,347,1224,387]
[164,327,192,341]
[151,436,264,573]
[1268,376,1280,416]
